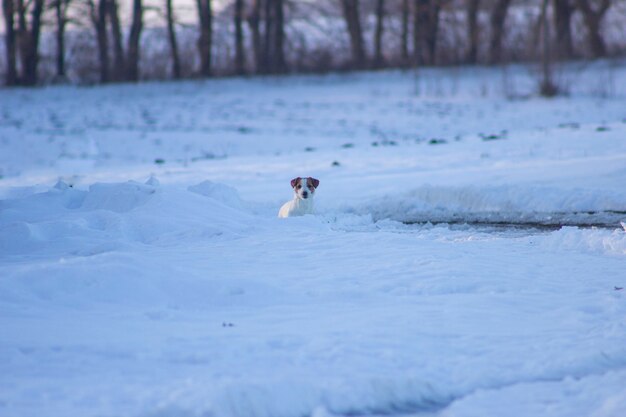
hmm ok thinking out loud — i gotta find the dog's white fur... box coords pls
[278,177,319,218]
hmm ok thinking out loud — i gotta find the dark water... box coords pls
[401,210,625,233]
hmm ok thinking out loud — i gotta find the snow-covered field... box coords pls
[1,62,626,417]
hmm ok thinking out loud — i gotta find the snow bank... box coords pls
[0,178,261,308]
[440,370,626,417]
[353,184,626,227]
[541,227,626,256]
[0,178,252,258]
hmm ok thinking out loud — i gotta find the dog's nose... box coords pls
[302,191,308,198]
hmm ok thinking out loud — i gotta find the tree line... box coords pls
[1,0,621,87]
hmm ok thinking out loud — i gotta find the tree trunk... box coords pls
[248,0,263,73]
[576,0,610,58]
[196,0,213,77]
[401,0,410,65]
[340,0,366,69]
[126,0,143,81]
[16,0,27,75]
[2,0,18,85]
[54,0,69,80]
[21,0,44,85]
[466,0,480,64]
[539,0,558,96]
[54,0,65,79]
[166,0,181,78]
[91,0,110,83]
[582,13,606,58]
[374,0,385,68]
[273,0,286,73]
[425,1,440,65]
[412,0,429,66]
[489,0,511,64]
[108,0,125,81]
[263,0,274,73]
[234,0,245,74]
[553,0,573,59]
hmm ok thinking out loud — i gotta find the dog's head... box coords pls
[290,177,319,200]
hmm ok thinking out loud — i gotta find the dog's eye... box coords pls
[296,185,301,189]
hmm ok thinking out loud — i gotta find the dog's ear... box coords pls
[290,177,301,188]
[309,177,320,188]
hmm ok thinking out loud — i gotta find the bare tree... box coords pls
[401,0,410,65]
[413,0,425,65]
[413,0,439,66]
[105,0,143,82]
[553,0,574,59]
[466,0,480,64]
[197,0,213,76]
[16,0,45,85]
[166,0,181,78]
[259,0,286,74]
[489,0,511,64]
[425,1,440,65]
[248,0,263,73]
[108,0,125,81]
[262,0,273,72]
[273,0,286,73]
[89,0,110,83]
[17,0,27,73]
[2,0,18,85]
[374,0,385,68]
[575,0,611,58]
[234,0,246,74]
[126,0,144,81]
[539,0,558,95]
[53,0,72,80]
[341,0,366,69]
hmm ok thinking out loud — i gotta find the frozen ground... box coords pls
[1,62,626,417]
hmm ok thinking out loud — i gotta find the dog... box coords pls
[278,177,320,218]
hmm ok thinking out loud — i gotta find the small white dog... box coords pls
[278,177,320,218]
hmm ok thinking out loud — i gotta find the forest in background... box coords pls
[1,0,625,87]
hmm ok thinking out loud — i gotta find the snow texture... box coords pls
[1,62,626,417]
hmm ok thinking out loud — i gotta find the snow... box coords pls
[1,62,626,417]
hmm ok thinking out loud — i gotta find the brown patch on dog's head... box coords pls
[306,177,319,192]
[291,177,302,189]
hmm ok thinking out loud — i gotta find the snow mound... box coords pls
[0,179,253,259]
[541,227,626,256]
[81,181,157,213]
[0,179,268,307]
[188,180,243,209]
